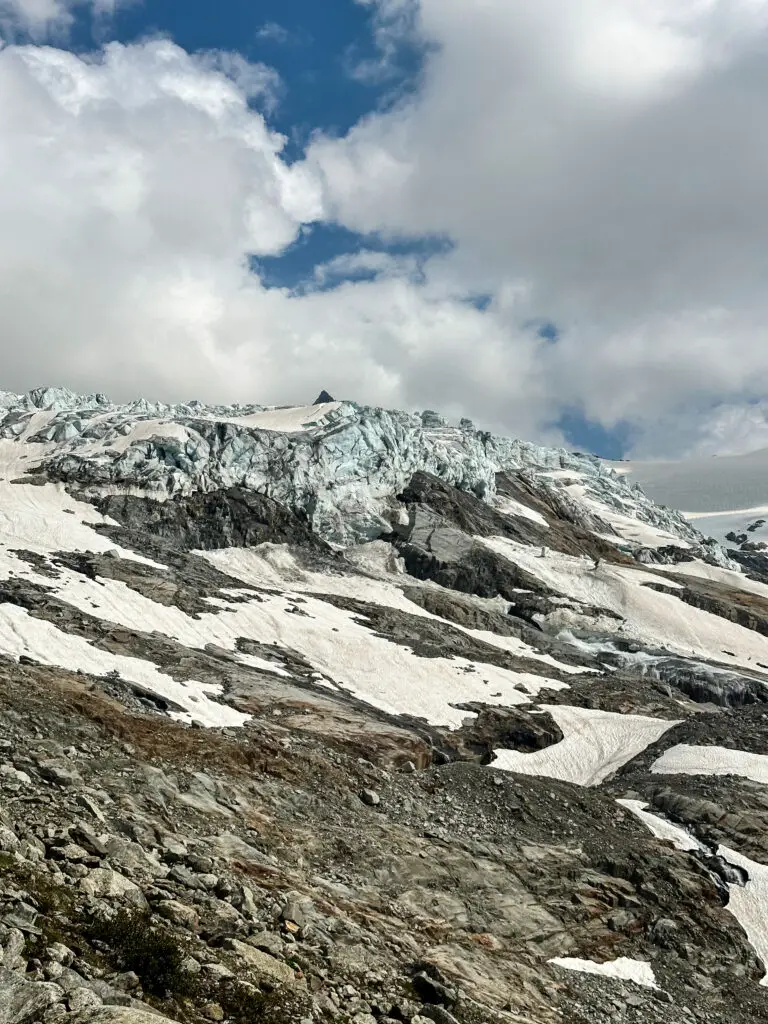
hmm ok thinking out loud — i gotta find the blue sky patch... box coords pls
[253,225,453,291]
[556,410,635,460]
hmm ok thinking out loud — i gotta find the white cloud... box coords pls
[306,0,768,454]
[5,3,768,455]
[0,36,559,442]
[256,22,289,44]
[0,0,129,39]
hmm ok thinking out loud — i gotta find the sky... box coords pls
[1,0,768,458]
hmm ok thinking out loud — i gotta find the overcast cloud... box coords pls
[2,2,768,455]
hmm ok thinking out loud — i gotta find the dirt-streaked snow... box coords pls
[491,705,680,786]
[201,544,589,677]
[0,603,246,728]
[480,536,768,673]
[616,799,703,852]
[651,744,768,785]
[6,561,568,730]
[548,956,658,988]
[718,845,768,986]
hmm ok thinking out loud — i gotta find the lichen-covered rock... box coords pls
[0,968,63,1024]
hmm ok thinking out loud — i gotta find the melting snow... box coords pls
[548,956,658,988]
[0,561,568,730]
[490,705,680,786]
[0,603,246,728]
[718,845,768,986]
[481,536,768,673]
[616,799,703,852]
[201,545,589,677]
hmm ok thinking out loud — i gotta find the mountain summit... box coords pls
[0,387,765,1023]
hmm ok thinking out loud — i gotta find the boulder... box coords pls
[0,968,63,1024]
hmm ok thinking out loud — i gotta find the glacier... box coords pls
[0,386,721,554]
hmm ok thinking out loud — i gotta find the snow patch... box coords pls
[491,705,680,786]
[651,744,768,785]
[549,956,658,988]
[616,799,703,852]
[718,845,768,987]
[493,496,549,529]
[0,603,246,728]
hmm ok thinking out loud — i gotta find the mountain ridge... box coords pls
[0,387,766,1023]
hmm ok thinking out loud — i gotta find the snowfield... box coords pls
[491,705,680,786]
[480,536,768,673]
[0,603,247,728]
[201,544,590,676]
[0,541,571,729]
[651,744,768,786]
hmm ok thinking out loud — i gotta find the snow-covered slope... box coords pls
[1,386,768,1021]
[612,449,768,546]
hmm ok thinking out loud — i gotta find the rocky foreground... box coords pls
[0,389,767,1023]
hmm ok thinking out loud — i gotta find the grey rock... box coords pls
[222,939,296,985]
[0,967,63,1023]
[156,900,199,931]
[68,989,104,1011]
[68,1010,172,1023]
[247,930,284,957]
[37,761,82,787]
[80,869,146,908]
[103,839,166,881]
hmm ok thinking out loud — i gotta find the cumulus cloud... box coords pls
[0,36,558,441]
[307,0,768,454]
[4,2,768,455]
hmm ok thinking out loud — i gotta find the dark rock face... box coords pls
[313,390,335,404]
[94,488,330,553]
[450,706,565,763]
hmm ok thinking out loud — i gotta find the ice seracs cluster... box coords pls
[0,386,712,551]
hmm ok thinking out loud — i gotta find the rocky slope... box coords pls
[0,388,767,1024]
